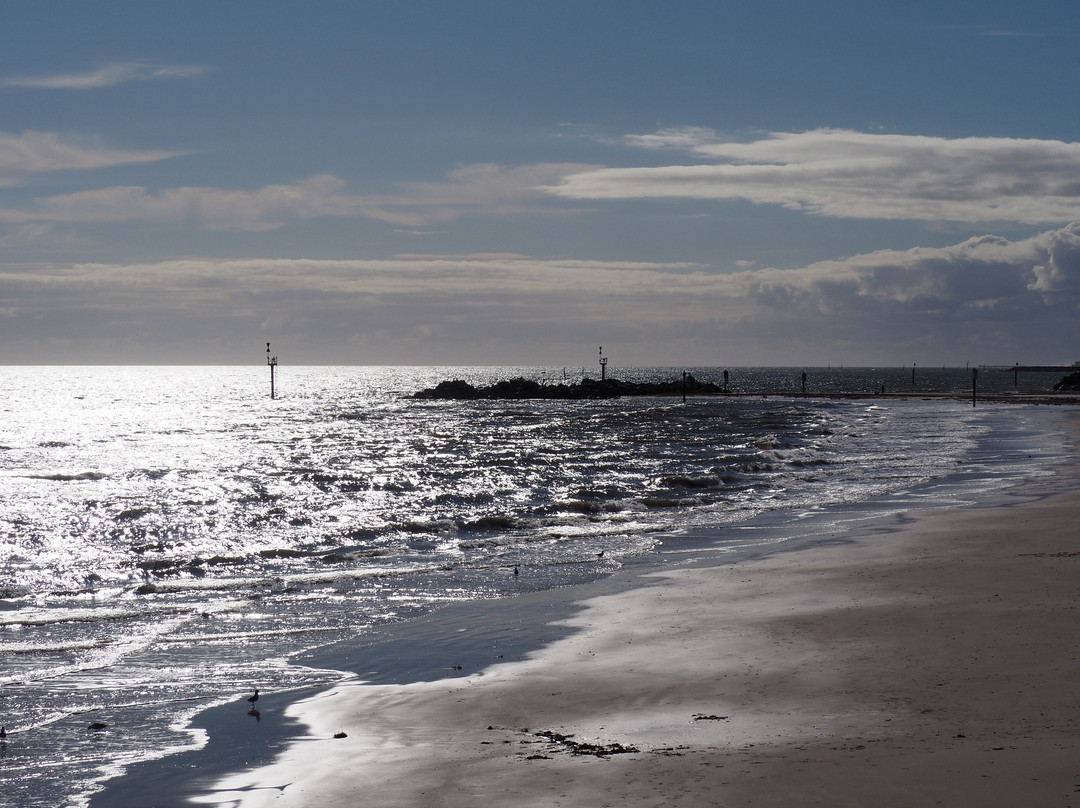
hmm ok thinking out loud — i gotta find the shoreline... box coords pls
[184,411,1080,807]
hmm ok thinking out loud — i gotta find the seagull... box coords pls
[247,688,260,708]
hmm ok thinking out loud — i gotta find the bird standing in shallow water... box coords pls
[247,688,259,708]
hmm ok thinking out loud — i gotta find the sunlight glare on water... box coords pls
[0,365,1068,808]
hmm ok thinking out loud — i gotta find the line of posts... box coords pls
[580,364,981,403]
[636,365,982,403]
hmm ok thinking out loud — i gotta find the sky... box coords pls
[1,0,1079,367]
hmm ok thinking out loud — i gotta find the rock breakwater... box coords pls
[413,375,724,400]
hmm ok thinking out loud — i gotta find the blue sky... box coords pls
[1,0,1079,366]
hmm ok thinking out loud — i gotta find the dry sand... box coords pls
[193,453,1080,806]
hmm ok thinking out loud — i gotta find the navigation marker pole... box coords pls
[599,346,608,381]
[266,342,278,400]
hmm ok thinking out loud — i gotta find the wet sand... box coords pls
[188,422,1080,807]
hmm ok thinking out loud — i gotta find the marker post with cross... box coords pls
[266,342,278,399]
[598,346,608,381]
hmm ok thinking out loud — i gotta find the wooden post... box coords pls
[972,367,978,408]
[723,369,729,394]
[801,371,807,395]
[911,363,916,386]
[682,370,687,404]
[1013,363,1019,387]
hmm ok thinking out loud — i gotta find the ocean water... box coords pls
[0,365,1069,808]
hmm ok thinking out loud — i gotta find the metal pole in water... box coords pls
[972,367,978,408]
[598,346,608,381]
[266,342,278,399]
[682,370,687,404]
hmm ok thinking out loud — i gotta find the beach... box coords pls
[188,416,1080,807]
[13,368,1073,808]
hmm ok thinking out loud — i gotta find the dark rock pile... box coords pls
[413,375,724,400]
[1053,371,1080,391]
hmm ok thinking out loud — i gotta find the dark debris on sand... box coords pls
[531,729,640,757]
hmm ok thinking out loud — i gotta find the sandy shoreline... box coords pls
[186,414,1080,807]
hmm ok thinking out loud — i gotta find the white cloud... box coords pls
[717,224,1080,311]
[0,175,363,231]
[622,126,721,151]
[0,163,595,230]
[0,63,210,90]
[0,131,181,184]
[355,162,597,226]
[546,129,1080,225]
[0,223,83,249]
[0,255,710,323]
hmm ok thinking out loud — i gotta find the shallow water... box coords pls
[0,365,1069,807]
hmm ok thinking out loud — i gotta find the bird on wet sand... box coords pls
[247,688,259,708]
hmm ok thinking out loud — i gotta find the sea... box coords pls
[0,365,1072,808]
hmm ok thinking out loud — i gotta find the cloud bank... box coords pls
[734,222,1080,308]
[2,225,1076,364]
[0,162,592,230]
[546,129,1080,225]
[20,126,1080,236]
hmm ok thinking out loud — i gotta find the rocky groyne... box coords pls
[1053,371,1080,391]
[413,375,724,400]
